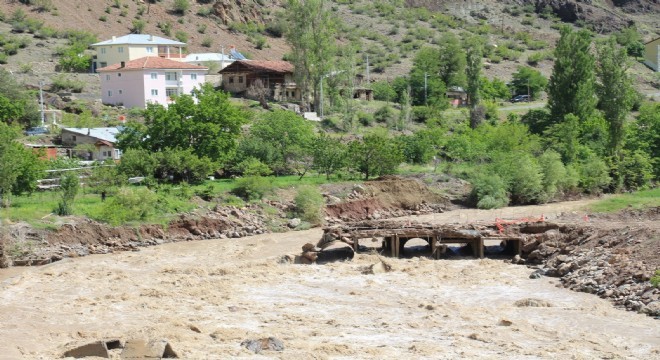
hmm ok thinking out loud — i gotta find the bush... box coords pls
[55,172,79,216]
[51,75,84,93]
[651,270,660,288]
[538,150,567,201]
[232,176,273,201]
[175,30,188,43]
[578,155,611,194]
[294,186,325,225]
[172,0,190,15]
[96,187,159,225]
[469,172,509,209]
[374,105,396,123]
[618,150,653,191]
[357,111,373,126]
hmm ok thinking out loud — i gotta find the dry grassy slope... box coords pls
[0,0,657,91]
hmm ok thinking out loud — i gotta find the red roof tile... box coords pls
[97,57,208,72]
[219,60,294,74]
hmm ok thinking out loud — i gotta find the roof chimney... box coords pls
[120,61,125,68]
[112,36,116,42]
[149,34,154,41]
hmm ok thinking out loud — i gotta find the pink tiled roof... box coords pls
[97,57,207,72]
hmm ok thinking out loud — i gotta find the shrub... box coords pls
[469,172,509,209]
[196,6,212,17]
[96,187,158,225]
[578,155,611,194]
[618,150,653,191]
[232,176,273,201]
[201,36,212,47]
[357,111,373,126]
[55,172,79,216]
[538,150,567,201]
[175,30,188,43]
[651,270,660,288]
[235,157,272,176]
[197,23,207,34]
[51,75,84,93]
[374,105,396,123]
[132,19,146,34]
[173,0,190,15]
[294,186,325,225]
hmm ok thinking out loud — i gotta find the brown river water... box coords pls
[1,201,658,359]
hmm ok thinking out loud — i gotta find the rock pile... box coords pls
[520,224,660,315]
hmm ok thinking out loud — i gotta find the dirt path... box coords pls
[1,199,658,359]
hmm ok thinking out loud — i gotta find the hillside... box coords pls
[1,0,658,80]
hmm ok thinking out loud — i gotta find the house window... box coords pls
[238,76,243,83]
[118,90,123,95]
[72,135,77,141]
[107,90,112,97]
[100,48,106,54]
[100,62,107,68]
[114,149,122,158]
[191,73,197,80]
[165,72,178,81]
[118,73,122,77]
[166,88,178,98]
[118,47,124,53]
[151,89,158,96]
[150,73,158,80]
[146,47,153,54]
[105,75,111,81]
[228,76,234,84]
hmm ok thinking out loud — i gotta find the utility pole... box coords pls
[366,54,370,84]
[424,72,428,105]
[320,77,324,119]
[527,79,530,100]
[39,80,45,127]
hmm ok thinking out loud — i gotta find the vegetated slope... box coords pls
[0,0,657,81]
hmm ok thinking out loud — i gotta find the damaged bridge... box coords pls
[323,220,529,259]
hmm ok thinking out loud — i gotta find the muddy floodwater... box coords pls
[1,225,659,359]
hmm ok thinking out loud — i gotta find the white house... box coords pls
[61,127,123,161]
[183,52,234,70]
[98,57,208,109]
[644,37,660,72]
[91,34,186,71]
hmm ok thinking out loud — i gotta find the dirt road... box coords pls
[1,200,658,359]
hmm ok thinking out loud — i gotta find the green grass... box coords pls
[1,174,349,228]
[586,188,660,213]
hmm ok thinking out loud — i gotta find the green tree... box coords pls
[625,103,660,178]
[349,128,403,180]
[312,132,346,179]
[510,66,548,100]
[0,69,38,126]
[465,38,482,129]
[547,26,596,123]
[247,110,316,176]
[117,84,247,165]
[410,47,448,107]
[285,0,337,113]
[0,123,45,206]
[371,81,397,102]
[436,33,466,88]
[55,172,79,216]
[596,37,635,156]
[480,77,510,101]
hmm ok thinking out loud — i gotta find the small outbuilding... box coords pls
[644,37,660,72]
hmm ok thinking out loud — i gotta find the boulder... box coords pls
[241,337,284,354]
[120,339,178,359]
[287,218,301,228]
[63,341,109,358]
[316,241,354,264]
